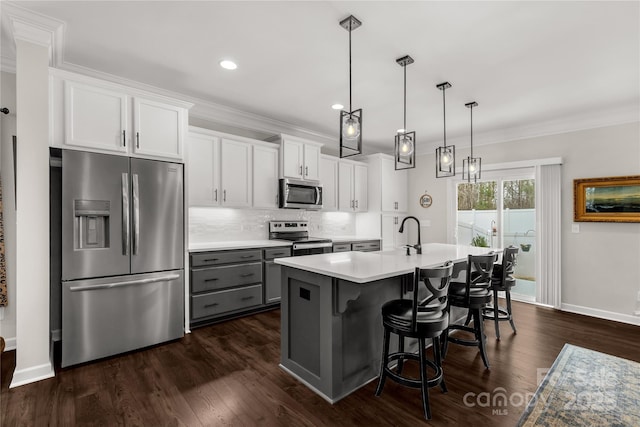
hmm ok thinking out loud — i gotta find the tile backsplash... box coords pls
[189,208,356,243]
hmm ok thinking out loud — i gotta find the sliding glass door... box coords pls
[454,168,537,302]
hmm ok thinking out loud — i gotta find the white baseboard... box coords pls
[10,361,55,388]
[2,336,16,351]
[561,303,640,327]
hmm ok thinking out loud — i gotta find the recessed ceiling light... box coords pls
[331,103,344,110]
[220,60,237,70]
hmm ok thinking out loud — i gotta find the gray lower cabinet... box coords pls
[190,248,264,326]
[190,245,292,326]
[333,240,381,253]
[263,247,292,304]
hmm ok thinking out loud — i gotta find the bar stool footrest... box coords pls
[384,352,444,389]
[447,324,482,347]
[482,306,511,321]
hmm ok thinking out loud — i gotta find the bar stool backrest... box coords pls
[411,261,454,331]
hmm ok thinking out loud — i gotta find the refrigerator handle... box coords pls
[132,174,140,255]
[121,173,129,255]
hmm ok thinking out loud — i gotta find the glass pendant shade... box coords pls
[340,109,362,156]
[435,81,455,178]
[399,134,414,156]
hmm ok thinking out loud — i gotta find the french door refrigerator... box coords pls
[61,150,184,367]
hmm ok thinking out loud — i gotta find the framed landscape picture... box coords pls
[574,175,640,222]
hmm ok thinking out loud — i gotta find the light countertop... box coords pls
[275,243,496,283]
[189,240,292,252]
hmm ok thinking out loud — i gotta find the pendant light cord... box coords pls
[348,23,352,114]
[442,87,446,145]
[470,104,474,158]
[403,64,407,131]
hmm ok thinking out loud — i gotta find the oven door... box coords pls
[292,242,333,256]
[280,179,322,210]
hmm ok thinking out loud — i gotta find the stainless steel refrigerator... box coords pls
[60,150,184,367]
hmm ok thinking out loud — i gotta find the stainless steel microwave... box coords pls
[279,178,323,210]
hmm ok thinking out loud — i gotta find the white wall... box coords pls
[408,122,640,321]
[0,71,17,349]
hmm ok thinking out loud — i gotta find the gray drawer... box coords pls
[352,241,381,252]
[192,262,262,293]
[333,243,351,253]
[264,247,292,261]
[191,285,263,320]
[191,249,262,267]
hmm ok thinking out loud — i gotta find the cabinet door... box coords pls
[320,156,338,211]
[133,97,185,160]
[281,139,304,179]
[338,162,354,212]
[303,143,321,181]
[220,139,252,207]
[253,145,279,208]
[353,164,368,212]
[264,261,282,303]
[380,157,396,212]
[187,135,220,206]
[381,215,407,250]
[395,168,409,212]
[64,81,128,153]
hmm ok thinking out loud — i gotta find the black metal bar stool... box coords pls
[442,253,496,369]
[482,246,519,340]
[375,262,454,420]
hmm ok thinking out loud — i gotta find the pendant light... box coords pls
[394,55,415,170]
[462,101,481,183]
[435,82,455,178]
[339,15,362,158]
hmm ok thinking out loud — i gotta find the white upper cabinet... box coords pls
[133,97,185,160]
[366,154,409,213]
[64,81,129,153]
[187,134,220,207]
[381,214,408,250]
[320,155,338,211]
[338,159,368,212]
[253,144,279,209]
[279,134,322,182]
[52,70,191,161]
[220,138,252,208]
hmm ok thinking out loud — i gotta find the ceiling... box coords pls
[2,1,639,156]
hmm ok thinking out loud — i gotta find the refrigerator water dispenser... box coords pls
[74,199,110,249]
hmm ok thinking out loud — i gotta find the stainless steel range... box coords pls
[269,221,332,256]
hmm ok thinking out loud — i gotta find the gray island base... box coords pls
[275,244,494,403]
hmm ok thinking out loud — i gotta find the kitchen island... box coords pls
[274,243,495,403]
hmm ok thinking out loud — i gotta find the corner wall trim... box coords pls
[9,361,55,388]
[561,303,640,327]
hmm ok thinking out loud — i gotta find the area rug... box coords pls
[517,343,640,426]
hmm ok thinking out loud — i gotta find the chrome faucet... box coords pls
[399,216,421,255]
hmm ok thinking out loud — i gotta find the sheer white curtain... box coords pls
[535,164,562,308]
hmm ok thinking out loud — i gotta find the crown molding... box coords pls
[416,101,640,156]
[2,2,65,66]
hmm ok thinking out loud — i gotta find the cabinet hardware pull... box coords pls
[214,189,218,202]
[204,258,218,262]
[223,190,226,202]
[204,303,219,308]
[355,200,358,209]
[241,296,255,301]
[272,252,285,256]
[240,255,254,259]
[351,200,354,208]
[305,166,308,176]
[299,165,303,175]
[136,132,140,149]
[204,278,219,282]
[123,130,126,147]
[240,273,254,277]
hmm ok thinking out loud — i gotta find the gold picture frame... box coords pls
[573,175,640,222]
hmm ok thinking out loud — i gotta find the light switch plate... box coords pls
[571,224,580,233]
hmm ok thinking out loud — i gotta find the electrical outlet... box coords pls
[571,224,580,233]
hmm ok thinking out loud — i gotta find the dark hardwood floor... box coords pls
[2,301,640,426]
